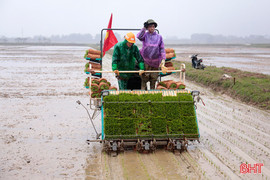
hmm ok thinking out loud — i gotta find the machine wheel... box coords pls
[180,138,188,153]
[150,140,156,152]
[103,140,111,154]
[118,140,124,152]
[167,139,174,152]
[136,139,143,153]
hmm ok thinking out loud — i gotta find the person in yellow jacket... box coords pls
[112,32,145,90]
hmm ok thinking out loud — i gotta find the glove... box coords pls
[181,68,186,72]
[139,70,144,76]
[161,66,168,74]
[144,22,148,28]
[90,69,95,74]
[159,59,165,68]
[114,70,119,76]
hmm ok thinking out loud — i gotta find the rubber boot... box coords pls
[150,80,156,89]
[141,79,147,90]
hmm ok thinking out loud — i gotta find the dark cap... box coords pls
[145,19,157,28]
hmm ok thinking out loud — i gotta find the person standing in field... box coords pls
[137,19,167,90]
[112,32,145,90]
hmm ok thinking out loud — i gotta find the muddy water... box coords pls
[1,45,270,179]
[0,45,97,179]
[173,45,270,75]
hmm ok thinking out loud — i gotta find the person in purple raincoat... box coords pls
[137,19,167,90]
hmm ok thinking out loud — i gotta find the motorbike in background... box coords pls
[190,54,206,70]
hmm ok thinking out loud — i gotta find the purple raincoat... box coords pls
[137,28,166,68]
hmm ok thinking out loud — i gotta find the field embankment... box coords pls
[173,61,270,110]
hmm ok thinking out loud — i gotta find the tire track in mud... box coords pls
[199,100,270,143]
[101,152,124,180]
[199,125,246,179]
[198,148,241,180]
[187,148,225,180]
[120,152,150,180]
[199,119,270,179]
[101,150,205,180]
[101,152,152,180]
[173,151,204,179]
[85,145,102,180]
[149,151,186,179]
[202,98,270,134]
[137,152,169,179]
[198,112,270,159]
[196,96,270,168]
[197,108,270,179]
[200,113,270,163]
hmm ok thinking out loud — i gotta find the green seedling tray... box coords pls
[102,92,199,140]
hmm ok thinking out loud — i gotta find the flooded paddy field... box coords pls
[0,44,269,179]
[173,45,270,75]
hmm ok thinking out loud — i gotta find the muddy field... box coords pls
[0,44,270,179]
[173,45,270,75]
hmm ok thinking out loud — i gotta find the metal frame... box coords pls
[87,64,186,110]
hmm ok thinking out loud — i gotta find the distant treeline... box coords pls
[165,34,270,44]
[1,33,270,44]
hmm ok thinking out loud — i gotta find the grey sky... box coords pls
[1,0,270,38]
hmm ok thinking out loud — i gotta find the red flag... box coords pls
[103,13,118,56]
